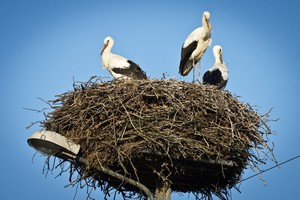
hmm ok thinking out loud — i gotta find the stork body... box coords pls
[203,45,228,90]
[179,11,212,82]
[101,36,147,80]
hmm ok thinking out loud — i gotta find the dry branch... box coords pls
[41,77,275,199]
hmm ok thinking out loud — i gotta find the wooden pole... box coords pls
[155,179,171,200]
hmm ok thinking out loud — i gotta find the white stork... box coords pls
[179,11,212,83]
[101,36,147,80]
[202,45,228,90]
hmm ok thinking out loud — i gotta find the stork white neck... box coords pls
[213,45,223,64]
[101,36,114,55]
[202,11,211,31]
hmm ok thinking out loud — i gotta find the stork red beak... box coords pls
[101,42,108,55]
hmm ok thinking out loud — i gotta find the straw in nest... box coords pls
[39,77,275,199]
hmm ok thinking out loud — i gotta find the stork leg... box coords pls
[197,62,201,84]
[192,59,195,83]
[192,65,195,83]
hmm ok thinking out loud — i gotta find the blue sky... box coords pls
[1,0,300,199]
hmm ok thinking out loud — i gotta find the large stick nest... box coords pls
[42,77,274,199]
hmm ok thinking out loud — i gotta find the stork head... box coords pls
[203,11,211,29]
[213,45,223,64]
[101,36,114,55]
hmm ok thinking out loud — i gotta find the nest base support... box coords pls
[155,179,171,200]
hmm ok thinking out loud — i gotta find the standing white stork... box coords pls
[179,11,212,83]
[101,36,147,80]
[202,45,228,90]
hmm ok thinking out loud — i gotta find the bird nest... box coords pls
[40,77,275,199]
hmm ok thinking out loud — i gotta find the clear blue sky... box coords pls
[1,0,299,199]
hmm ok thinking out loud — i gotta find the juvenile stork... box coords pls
[202,45,228,90]
[101,36,147,80]
[179,11,212,83]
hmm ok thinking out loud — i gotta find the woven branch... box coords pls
[41,77,275,199]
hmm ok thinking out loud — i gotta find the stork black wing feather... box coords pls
[203,69,227,89]
[111,60,147,80]
[179,41,198,76]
